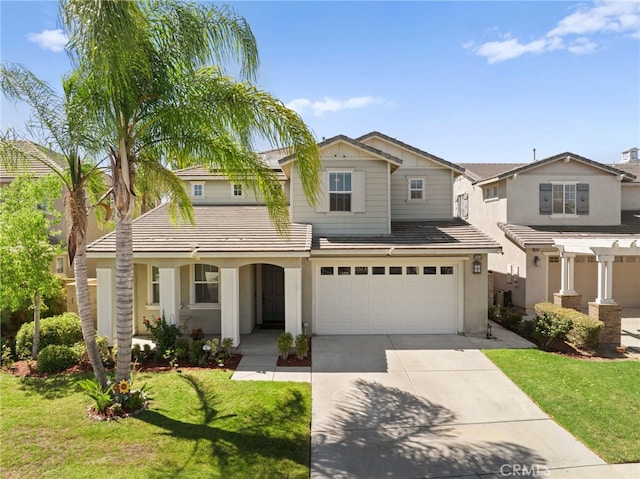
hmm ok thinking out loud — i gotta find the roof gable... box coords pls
[357,131,464,173]
[471,152,635,186]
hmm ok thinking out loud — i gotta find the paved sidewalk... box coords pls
[310,329,639,479]
[231,329,310,383]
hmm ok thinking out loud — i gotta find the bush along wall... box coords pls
[15,312,83,359]
[534,302,604,351]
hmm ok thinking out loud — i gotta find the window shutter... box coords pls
[539,183,552,214]
[315,171,329,213]
[462,193,469,219]
[576,183,589,214]
[352,171,366,213]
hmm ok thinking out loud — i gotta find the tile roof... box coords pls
[313,219,501,252]
[460,153,636,184]
[86,205,312,254]
[279,134,403,168]
[611,163,640,183]
[498,211,640,249]
[0,140,65,180]
[356,131,465,173]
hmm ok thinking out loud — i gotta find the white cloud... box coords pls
[286,96,386,116]
[468,0,639,63]
[26,29,68,52]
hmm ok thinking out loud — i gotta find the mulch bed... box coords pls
[5,354,243,378]
[276,337,312,367]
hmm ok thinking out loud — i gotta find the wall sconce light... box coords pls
[473,254,482,274]
[534,255,540,267]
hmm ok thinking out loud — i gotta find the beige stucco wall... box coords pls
[621,184,640,210]
[506,161,622,226]
[290,142,390,235]
[463,254,489,336]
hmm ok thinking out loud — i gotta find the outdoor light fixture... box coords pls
[534,255,540,267]
[473,254,482,274]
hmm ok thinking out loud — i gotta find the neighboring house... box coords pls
[0,140,106,279]
[454,149,640,327]
[87,132,500,346]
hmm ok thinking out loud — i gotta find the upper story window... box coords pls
[408,177,425,202]
[540,182,589,216]
[329,172,352,212]
[191,182,204,198]
[194,264,219,304]
[456,193,468,219]
[232,184,243,197]
[483,185,499,201]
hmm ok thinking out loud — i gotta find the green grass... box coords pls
[484,349,640,464]
[0,370,311,479]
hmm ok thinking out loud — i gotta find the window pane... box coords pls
[152,266,159,282]
[552,185,563,214]
[355,266,368,275]
[410,190,422,200]
[441,266,454,275]
[423,266,436,275]
[195,283,218,303]
[372,266,385,275]
[330,172,352,193]
[330,193,351,211]
[338,266,351,275]
[320,267,334,275]
[233,184,242,196]
[565,184,576,214]
[389,266,402,275]
[152,284,160,304]
[406,266,418,275]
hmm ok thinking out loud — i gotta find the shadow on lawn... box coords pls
[312,379,548,479]
[136,373,309,478]
[17,373,90,400]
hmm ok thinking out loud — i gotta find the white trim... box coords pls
[190,181,205,198]
[220,267,240,346]
[407,176,427,203]
[284,267,302,337]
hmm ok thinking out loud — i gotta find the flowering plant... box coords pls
[81,377,151,421]
[142,313,181,360]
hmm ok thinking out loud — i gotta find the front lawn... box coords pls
[484,349,640,464]
[0,370,310,478]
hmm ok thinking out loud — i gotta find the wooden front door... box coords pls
[262,264,285,325]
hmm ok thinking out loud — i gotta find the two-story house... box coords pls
[454,149,640,345]
[87,132,500,346]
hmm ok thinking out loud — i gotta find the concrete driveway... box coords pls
[311,327,636,478]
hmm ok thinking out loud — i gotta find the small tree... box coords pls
[0,175,64,359]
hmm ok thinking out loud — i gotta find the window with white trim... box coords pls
[194,264,219,304]
[408,177,425,201]
[150,266,160,304]
[329,172,352,212]
[552,183,576,215]
[232,183,243,197]
[191,182,204,198]
[484,185,499,201]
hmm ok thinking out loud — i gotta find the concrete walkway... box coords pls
[622,309,640,353]
[231,329,310,383]
[310,326,638,479]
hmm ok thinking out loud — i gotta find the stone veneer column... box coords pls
[588,302,621,348]
[553,292,582,311]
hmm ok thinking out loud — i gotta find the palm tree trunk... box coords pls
[74,231,108,387]
[31,291,41,361]
[114,176,135,383]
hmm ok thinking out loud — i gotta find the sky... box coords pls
[1,0,639,165]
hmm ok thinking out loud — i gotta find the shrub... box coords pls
[80,379,114,414]
[295,334,309,360]
[131,343,142,361]
[488,305,501,321]
[175,337,190,360]
[221,337,235,358]
[534,302,572,350]
[502,308,523,330]
[278,332,294,360]
[517,319,536,341]
[189,340,206,366]
[36,344,81,373]
[567,311,603,351]
[15,312,83,359]
[143,314,182,360]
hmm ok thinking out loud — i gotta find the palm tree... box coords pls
[62,0,321,382]
[0,63,109,387]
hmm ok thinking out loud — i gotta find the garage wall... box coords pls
[463,255,489,336]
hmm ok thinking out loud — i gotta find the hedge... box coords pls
[15,312,83,359]
[534,302,603,351]
[37,344,82,373]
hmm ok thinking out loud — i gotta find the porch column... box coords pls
[559,252,576,294]
[595,255,615,304]
[159,267,180,325]
[96,268,115,344]
[284,267,302,337]
[220,267,240,348]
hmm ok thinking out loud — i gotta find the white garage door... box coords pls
[316,261,460,334]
